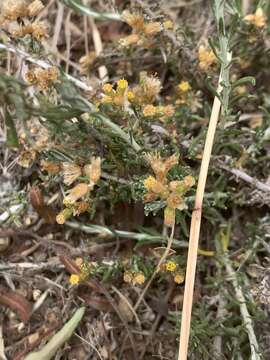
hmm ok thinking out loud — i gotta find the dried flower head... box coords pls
[123,271,133,284]
[244,8,266,28]
[144,22,162,35]
[13,22,48,41]
[174,272,185,284]
[2,0,28,21]
[160,105,175,117]
[73,201,90,216]
[167,193,186,210]
[62,162,82,186]
[119,33,140,47]
[146,152,179,182]
[26,67,58,90]
[198,45,216,71]
[133,272,146,285]
[40,160,60,174]
[139,72,162,103]
[83,157,101,185]
[79,51,97,74]
[143,104,157,117]
[164,206,175,227]
[121,10,145,32]
[63,183,89,205]
[27,0,44,17]
[17,149,36,168]
[56,207,73,224]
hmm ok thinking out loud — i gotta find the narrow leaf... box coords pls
[24,307,85,360]
[4,108,19,148]
[61,0,121,21]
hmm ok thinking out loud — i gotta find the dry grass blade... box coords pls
[178,83,222,359]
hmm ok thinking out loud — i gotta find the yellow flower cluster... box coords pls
[198,45,217,71]
[144,153,195,227]
[119,11,172,48]
[25,67,58,91]
[55,157,101,224]
[123,271,146,285]
[101,73,173,120]
[244,8,266,28]
[160,259,185,284]
[101,78,130,107]
[142,104,175,119]
[69,259,94,285]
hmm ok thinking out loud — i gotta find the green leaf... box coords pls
[60,0,121,21]
[232,76,256,89]
[4,108,19,148]
[24,307,85,360]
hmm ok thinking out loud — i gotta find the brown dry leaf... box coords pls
[79,293,112,312]
[249,115,263,129]
[0,290,32,323]
[118,296,134,322]
[29,186,56,224]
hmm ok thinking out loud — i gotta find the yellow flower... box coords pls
[174,272,185,284]
[166,260,177,272]
[133,272,145,285]
[198,45,216,71]
[244,8,266,28]
[127,91,135,101]
[178,81,191,92]
[117,79,128,90]
[144,176,156,191]
[123,271,133,283]
[102,83,113,94]
[69,274,80,285]
[143,104,157,117]
[163,20,174,30]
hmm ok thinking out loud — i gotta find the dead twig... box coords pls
[218,164,270,193]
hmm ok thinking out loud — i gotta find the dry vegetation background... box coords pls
[0,0,270,359]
